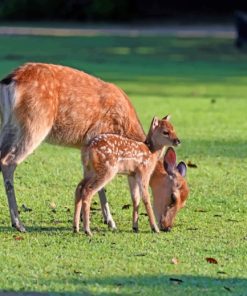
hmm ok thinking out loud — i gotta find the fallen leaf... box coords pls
[224,286,232,292]
[53,220,61,225]
[217,271,227,275]
[195,208,207,213]
[169,278,183,284]
[74,270,82,275]
[13,235,24,241]
[171,257,179,265]
[90,207,100,211]
[122,204,131,210]
[134,253,147,257]
[206,257,218,264]
[226,219,239,223]
[187,161,198,168]
[187,227,198,231]
[21,204,32,212]
[50,202,56,209]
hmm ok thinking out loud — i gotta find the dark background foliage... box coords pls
[0,0,247,22]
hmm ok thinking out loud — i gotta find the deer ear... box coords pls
[162,114,171,121]
[163,147,176,174]
[151,116,159,131]
[177,161,187,177]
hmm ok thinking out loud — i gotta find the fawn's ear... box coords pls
[177,161,187,177]
[162,114,171,121]
[151,116,159,131]
[163,147,176,174]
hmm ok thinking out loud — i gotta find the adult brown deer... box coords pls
[74,116,180,236]
[0,62,188,232]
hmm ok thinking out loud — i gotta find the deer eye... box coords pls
[170,193,177,206]
[163,131,169,136]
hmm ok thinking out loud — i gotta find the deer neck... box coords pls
[144,140,164,162]
[144,139,164,154]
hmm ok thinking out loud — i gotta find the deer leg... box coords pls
[138,177,159,233]
[74,180,85,233]
[98,188,116,230]
[1,163,26,232]
[0,128,52,231]
[128,176,141,233]
[75,172,115,236]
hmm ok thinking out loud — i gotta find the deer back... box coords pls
[85,134,154,175]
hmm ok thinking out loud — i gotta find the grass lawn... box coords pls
[0,33,247,295]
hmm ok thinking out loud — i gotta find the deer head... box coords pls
[145,115,180,152]
[150,147,189,231]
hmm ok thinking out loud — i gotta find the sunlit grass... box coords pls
[0,34,247,295]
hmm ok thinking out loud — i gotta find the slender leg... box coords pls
[74,172,115,236]
[98,188,116,230]
[137,177,159,233]
[1,163,26,232]
[74,183,83,233]
[128,176,141,232]
[81,190,93,236]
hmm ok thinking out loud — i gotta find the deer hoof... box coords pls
[152,225,160,233]
[85,230,93,237]
[13,222,26,233]
[107,220,117,230]
[73,226,80,233]
[133,227,139,233]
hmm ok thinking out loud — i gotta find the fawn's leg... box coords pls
[79,165,116,230]
[75,172,116,236]
[74,178,94,236]
[98,188,116,230]
[74,178,89,233]
[128,176,141,232]
[137,175,159,233]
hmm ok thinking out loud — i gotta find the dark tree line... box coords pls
[0,0,246,21]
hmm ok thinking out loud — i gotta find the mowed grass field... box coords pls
[0,33,246,295]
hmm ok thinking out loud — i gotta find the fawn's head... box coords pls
[150,147,189,231]
[145,115,180,152]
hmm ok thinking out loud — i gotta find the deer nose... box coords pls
[173,138,180,146]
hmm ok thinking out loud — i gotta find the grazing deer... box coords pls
[150,147,189,232]
[0,62,186,232]
[74,116,180,236]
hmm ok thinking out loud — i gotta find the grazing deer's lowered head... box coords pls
[150,147,189,232]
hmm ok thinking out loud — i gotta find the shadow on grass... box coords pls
[0,274,247,295]
[0,226,72,233]
[0,225,154,235]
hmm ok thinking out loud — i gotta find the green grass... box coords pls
[0,34,247,295]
